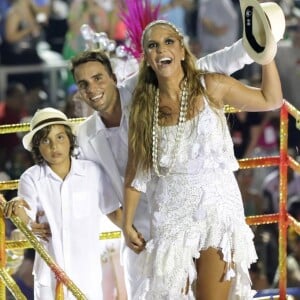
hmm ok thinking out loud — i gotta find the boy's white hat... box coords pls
[240,0,286,65]
[23,107,75,151]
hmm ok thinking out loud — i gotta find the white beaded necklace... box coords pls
[152,78,188,177]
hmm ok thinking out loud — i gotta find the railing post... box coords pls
[0,203,7,299]
[278,102,289,299]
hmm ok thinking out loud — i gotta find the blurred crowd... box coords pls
[1,0,300,299]
[0,0,300,105]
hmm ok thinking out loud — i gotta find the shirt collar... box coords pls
[38,157,86,181]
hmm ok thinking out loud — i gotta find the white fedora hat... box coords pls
[240,0,286,65]
[23,107,75,151]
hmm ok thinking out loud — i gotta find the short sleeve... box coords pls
[18,172,38,221]
[131,169,151,193]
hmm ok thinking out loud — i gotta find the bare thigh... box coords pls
[195,247,232,300]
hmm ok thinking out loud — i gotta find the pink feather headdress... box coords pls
[120,0,161,60]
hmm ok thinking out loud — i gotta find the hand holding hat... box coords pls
[240,0,286,65]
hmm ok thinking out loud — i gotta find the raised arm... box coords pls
[196,39,253,75]
[206,60,283,112]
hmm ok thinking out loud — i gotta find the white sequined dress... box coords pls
[132,96,258,300]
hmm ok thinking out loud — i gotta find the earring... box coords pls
[146,62,150,66]
[181,57,185,61]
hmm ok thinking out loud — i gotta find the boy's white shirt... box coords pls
[18,158,120,299]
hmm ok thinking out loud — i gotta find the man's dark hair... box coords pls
[70,50,115,78]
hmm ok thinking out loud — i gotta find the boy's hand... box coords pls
[3,197,30,218]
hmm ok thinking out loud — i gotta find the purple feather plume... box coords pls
[120,0,161,60]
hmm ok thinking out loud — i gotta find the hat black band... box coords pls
[33,117,67,130]
[245,6,265,54]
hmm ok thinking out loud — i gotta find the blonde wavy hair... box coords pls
[128,21,222,176]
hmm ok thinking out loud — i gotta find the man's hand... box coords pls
[30,211,52,242]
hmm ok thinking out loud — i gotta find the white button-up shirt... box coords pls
[18,157,120,299]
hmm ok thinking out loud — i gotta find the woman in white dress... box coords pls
[122,20,283,300]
